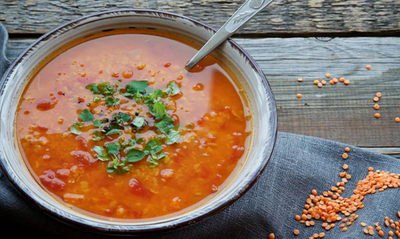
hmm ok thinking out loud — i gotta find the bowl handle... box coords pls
[0,23,10,80]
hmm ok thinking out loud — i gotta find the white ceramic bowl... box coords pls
[0,9,277,235]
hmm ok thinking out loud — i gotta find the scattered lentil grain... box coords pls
[345,147,350,152]
[374,104,380,110]
[297,78,303,82]
[395,117,400,123]
[375,113,381,118]
[366,65,371,70]
[293,229,300,236]
[268,233,275,239]
[297,93,302,99]
[321,80,327,85]
[344,80,350,85]
[373,97,380,102]
[361,222,367,227]
[342,164,349,170]
[342,153,348,159]
[339,77,345,82]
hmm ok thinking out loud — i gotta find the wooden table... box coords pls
[1,0,399,158]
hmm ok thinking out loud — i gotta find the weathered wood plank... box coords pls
[0,0,400,36]
[4,37,400,149]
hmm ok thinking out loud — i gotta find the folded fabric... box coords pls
[1,132,399,239]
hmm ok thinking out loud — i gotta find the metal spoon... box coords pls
[185,0,274,70]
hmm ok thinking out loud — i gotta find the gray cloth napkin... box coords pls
[1,23,399,238]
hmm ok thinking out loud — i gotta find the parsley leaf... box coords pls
[132,116,145,129]
[79,109,94,122]
[93,146,111,161]
[164,81,180,96]
[155,115,174,133]
[149,101,166,120]
[93,119,102,127]
[106,142,120,155]
[105,97,120,106]
[92,130,105,141]
[126,80,148,94]
[70,122,84,135]
[144,139,163,155]
[105,129,122,136]
[126,148,146,162]
[165,129,181,145]
[148,151,166,168]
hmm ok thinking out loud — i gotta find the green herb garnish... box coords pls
[79,109,94,122]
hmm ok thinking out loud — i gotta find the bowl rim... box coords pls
[0,8,278,235]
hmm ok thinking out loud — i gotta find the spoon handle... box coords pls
[185,0,274,70]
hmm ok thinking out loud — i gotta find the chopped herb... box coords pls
[93,119,102,128]
[106,156,131,174]
[126,148,146,162]
[105,97,120,106]
[93,146,110,161]
[126,80,148,94]
[79,109,94,122]
[91,130,105,141]
[164,81,180,96]
[144,139,163,155]
[165,129,181,145]
[93,96,100,102]
[144,89,163,104]
[155,115,174,133]
[149,101,166,120]
[105,129,122,136]
[70,122,84,135]
[148,151,166,168]
[132,116,145,129]
[106,142,120,155]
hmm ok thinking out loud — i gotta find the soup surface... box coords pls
[16,30,251,220]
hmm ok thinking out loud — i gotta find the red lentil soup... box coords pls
[16,29,251,220]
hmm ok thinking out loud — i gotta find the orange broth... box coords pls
[16,30,251,220]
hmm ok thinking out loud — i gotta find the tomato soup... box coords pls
[16,30,251,220]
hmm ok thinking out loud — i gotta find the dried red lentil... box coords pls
[366,64,371,70]
[268,233,275,239]
[297,93,302,99]
[325,73,331,78]
[339,77,345,82]
[395,117,400,123]
[376,92,382,98]
[375,113,381,118]
[298,78,303,82]
[374,104,380,110]
[342,153,348,159]
[293,229,300,235]
[344,80,350,85]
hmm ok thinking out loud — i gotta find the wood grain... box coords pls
[4,37,400,152]
[1,0,400,36]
